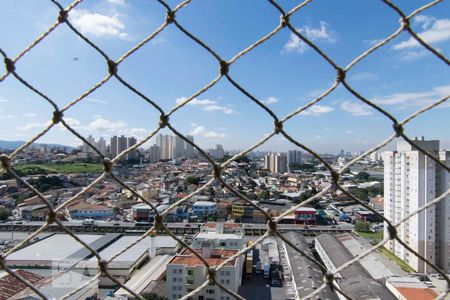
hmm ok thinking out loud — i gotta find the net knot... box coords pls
[387,224,397,240]
[0,154,10,172]
[331,170,340,184]
[400,17,410,30]
[58,10,68,23]
[393,123,403,137]
[98,259,108,275]
[4,57,15,73]
[213,163,222,179]
[46,210,56,224]
[154,214,164,230]
[166,11,175,24]
[336,68,346,82]
[208,267,216,283]
[324,271,334,283]
[281,15,290,27]
[220,60,229,75]
[274,120,283,134]
[159,114,169,128]
[267,219,277,235]
[107,60,118,75]
[52,110,63,124]
[103,158,113,173]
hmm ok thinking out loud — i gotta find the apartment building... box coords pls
[383,138,450,273]
[166,246,241,300]
[166,223,244,300]
[264,153,288,174]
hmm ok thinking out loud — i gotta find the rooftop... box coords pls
[0,270,44,300]
[6,234,102,265]
[316,234,396,300]
[170,248,238,267]
[396,287,437,300]
[193,201,216,206]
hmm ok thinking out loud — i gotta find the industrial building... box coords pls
[315,234,396,300]
[5,233,179,291]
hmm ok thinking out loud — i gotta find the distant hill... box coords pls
[0,140,75,151]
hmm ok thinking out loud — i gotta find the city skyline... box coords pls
[0,0,449,153]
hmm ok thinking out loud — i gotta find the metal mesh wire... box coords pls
[0,0,449,299]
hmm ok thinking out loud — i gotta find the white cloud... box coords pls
[373,85,450,108]
[349,72,378,82]
[64,117,81,127]
[17,121,51,130]
[0,114,16,119]
[397,50,428,61]
[284,21,337,53]
[340,101,374,116]
[364,39,382,46]
[190,125,226,139]
[87,117,127,132]
[345,130,354,135]
[263,97,279,105]
[151,37,167,45]
[86,98,108,104]
[301,105,334,116]
[70,9,128,39]
[23,113,37,117]
[107,0,125,4]
[202,105,235,114]
[176,97,217,106]
[84,116,147,138]
[176,97,235,114]
[393,16,450,50]
[0,97,8,102]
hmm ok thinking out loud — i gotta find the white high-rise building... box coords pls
[97,137,107,155]
[383,138,450,273]
[209,144,224,160]
[82,135,96,154]
[264,153,287,174]
[156,134,173,160]
[148,145,160,163]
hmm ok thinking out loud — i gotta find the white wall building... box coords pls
[192,201,217,216]
[166,223,244,300]
[166,246,241,300]
[383,138,450,273]
[264,153,287,174]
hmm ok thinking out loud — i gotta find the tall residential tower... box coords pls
[383,138,450,273]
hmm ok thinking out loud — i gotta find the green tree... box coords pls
[258,190,270,200]
[355,220,371,232]
[184,176,200,185]
[354,188,369,201]
[356,171,370,182]
[0,207,11,221]
[136,293,167,300]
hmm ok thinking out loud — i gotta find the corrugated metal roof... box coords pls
[0,270,44,300]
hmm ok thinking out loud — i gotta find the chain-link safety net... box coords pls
[0,0,449,299]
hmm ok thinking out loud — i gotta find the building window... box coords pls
[207,289,215,294]
[187,270,193,276]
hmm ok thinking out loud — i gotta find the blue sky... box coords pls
[0,0,449,153]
